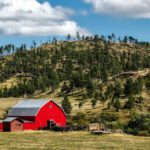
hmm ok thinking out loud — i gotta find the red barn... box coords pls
[1,99,66,132]
[0,120,3,132]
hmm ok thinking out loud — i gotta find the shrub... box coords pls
[138,131,150,137]
[125,113,150,136]
[72,112,89,126]
[107,121,124,130]
[135,96,144,104]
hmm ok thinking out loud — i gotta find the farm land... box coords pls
[0,131,150,150]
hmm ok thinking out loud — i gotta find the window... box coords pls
[49,105,53,108]
[16,124,21,126]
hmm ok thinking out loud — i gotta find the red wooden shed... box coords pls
[1,99,66,132]
[3,117,24,132]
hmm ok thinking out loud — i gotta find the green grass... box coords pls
[0,131,150,150]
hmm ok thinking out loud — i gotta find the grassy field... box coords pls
[0,131,150,150]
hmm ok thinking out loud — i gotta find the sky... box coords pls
[0,0,150,46]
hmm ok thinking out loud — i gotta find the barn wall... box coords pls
[10,120,23,132]
[23,122,36,130]
[35,101,66,129]
[0,122,3,132]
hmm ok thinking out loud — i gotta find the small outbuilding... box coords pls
[3,117,24,132]
[0,99,66,132]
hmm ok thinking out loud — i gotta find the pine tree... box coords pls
[61,96,72,114]
[114,82,122,98]
[124,78,134,96]
[113,98,121,112]
[91,99,97,108]
[79,101,83,108]
[125,96,135,109]
[67,34,71,41]
[76,31,80,40]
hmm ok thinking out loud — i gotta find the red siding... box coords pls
[23,122,36,130]
[0,122,3,132]
[23,100,66,130]
[10,120,23,132]
[34,101,66,129]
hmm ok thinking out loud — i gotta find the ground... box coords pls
[0,131,150,150]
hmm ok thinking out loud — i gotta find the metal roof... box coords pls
[8,108,40,116]
[13,99,49,108]
[8,99,50,117]
[3,117,18,122]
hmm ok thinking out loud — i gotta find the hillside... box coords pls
[0,36,150,135]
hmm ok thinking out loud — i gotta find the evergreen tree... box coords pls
[79,101,83,108]
[124,78,134,96]
[91,99,97,108]
[113,98,121,111]
[76,31,80,40]
[61,96,72,114]
[125,96,135,109]
[114,82,122,98]
[67,34,71,41]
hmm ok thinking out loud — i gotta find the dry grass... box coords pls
[0,76,18,89]
[0,131,150,150]
[0,98,21,119]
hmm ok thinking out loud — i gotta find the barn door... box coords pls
[3,123,10,132]
[47,120,56,129]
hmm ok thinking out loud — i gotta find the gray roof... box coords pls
[13,99,49,108]
[3,117,18,122]
[8,99,50,117]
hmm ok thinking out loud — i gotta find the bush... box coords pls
[52,125,87,132]
[72,112,89,126]
[138,131,150,137]
[125,113,150,136]
[107,121,125,130]
[135,96,144,103]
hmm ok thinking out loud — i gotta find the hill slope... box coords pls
[0,37,150,132]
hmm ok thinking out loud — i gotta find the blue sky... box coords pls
[0,0,150,46]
